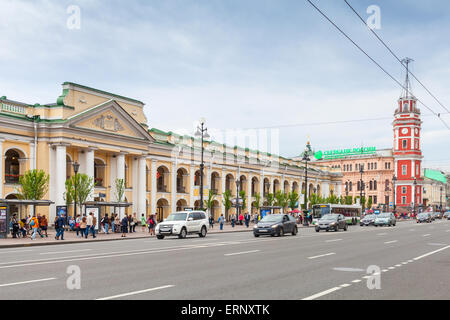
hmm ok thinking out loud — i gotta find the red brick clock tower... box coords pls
[393,58,423,213]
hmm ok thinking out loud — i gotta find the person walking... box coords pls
[79,217,87,238]
[102,214,110,234]
[86,213,93,239]
[148,214,156,236]
[91,215,97,239]
[11,214,19,238]
[31,215,43,240]
[132,213,137,233]
[244,212,250,228]
[40,215,48,238]
[218,214,225,231]
[231,213,236,228]
[141,214,147,232]
[55,214,66,240]
[75,214,81,237]
[209,215,214,229]
[114,214,120,233]
[121,215,129,238]
[239,213,244,226]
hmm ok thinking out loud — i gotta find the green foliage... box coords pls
[253,193,261,212]
[326,194,340,204]
[16,170,49,200]
[309,193,324,206]
[66,173,95,212]
[205,189,216,211]
[266,193,275,207]
[222,190,232,216]
[345,196,353,205]
[64,178,75,206]
[115,178,125,202]
[275,190,288,211]
[287,191,299,210]
[367,197,373,210]
[239,190,247,211]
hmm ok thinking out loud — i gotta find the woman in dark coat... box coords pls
[121,215,129,238]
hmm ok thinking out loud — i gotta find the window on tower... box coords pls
[402,140,407,149]
[402,165,407,175]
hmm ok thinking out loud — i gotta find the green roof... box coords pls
[424,169,447,184]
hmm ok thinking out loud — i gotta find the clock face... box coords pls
[401,128,408,135]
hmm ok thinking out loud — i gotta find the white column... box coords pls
[0,138,3,198]
[49,145,55,221]
[150,160,157,214]
[247,177,252,214]
[132,157,139,214]
[109,155,117,201]
[221,169,226,215]
[138,156,147,217]
[260,173,264,199]
[29,143,35,170]
[171,161,177,212]
[55,144,67,210]
[116,153,125,218]
[85,148,95,201]
[190,165,195,207]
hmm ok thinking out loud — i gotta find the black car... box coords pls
[360,214,376,226]
[315,214,348,232]
[253,214,298,237]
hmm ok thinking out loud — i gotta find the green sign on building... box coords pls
[314,147,376,160]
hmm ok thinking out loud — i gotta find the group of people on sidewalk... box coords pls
[10,213,49,240]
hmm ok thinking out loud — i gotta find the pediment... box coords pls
[67,100,154,141]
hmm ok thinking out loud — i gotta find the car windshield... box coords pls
[320,214,338,221]
[260,215,283,223]
[378,213,390,218]
[417,214,427,218]
[165,213,187,221]
[363,215,375,219]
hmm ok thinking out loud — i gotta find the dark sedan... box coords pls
[315,214,348,232]
[253,214,298,237]
[416,213,432,223]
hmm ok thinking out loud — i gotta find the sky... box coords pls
[1,0,449,171]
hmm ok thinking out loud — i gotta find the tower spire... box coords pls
[401,57,414,98]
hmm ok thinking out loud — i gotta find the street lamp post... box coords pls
[72,161,80,221]
[235,179,240,222]
[413,178,417,217]
[392,175,397,215]
[302,141,312,227]
[195,118,210,211]
[440,186,443,213]
[359,165,364,211]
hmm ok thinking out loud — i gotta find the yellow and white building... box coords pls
[0,82,343,222]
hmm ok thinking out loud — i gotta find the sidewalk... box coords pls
[0,223,293,248]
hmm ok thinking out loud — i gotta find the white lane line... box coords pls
[333,267,364,272]
[302,287,341,300]
[340,284,351,288]
[308,252,336,260]
[446,230,450,232]
[377,233,387,236]
[96,285,175,300]
[413,245,450,261]
[423,234,431,237]
[325,239,342,243]
[395,264,402,267]
[224,250,260,256]
[388,267,395,270]
[40,249,93,255]
[382,269,389,272]
[0,249,33,255]
[428,243,447,246]
[384,240,398,244]
[402,262,408,265]
[352,279,362,283]
[408,260,413,263]
[0,278,57,288]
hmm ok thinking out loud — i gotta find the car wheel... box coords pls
[178,228,187,239]
[344,224,348,231]
[335,226,339,232]
[156,235,165,240]
[199,226,207,238]
[315,228,320,233]
[292,226,298,236]
[254,234,260,237]
[278,228,284,237]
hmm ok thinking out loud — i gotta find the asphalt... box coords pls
[0,219,449,300]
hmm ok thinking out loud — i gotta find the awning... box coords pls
[0,199,54,206]
[83,201,132,208]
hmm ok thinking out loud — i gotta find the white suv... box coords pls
[155,211,209,239]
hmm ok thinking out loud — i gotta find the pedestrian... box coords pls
[19,218,27,238]
[114,214,120,233]
[40,215,48,237]
[11,214,19,238]
[121,215,129,237]
[75,214,81,237]
[141,214,147,232]
[218,214,224,231]
[79,217,87,238]
[111,213,115,233]
[244,212,250,228]
[91,215,97,238]
[209,215,214,229]
[239,213,244,225]
[231,213,236,228]
[31,215,43,240]
[102,214,110,234]
[86,213,93,239]
[68,216,75,231]
[147,214,156,236]
[55,214,65,240]
[132,213,137,232]
[128,215,133,233]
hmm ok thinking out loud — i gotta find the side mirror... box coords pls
[188,217,194,221]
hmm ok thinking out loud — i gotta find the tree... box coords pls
[115,178,125,202]
[253,192,261,214]
[66,173,95,215]
[16,169,50,215]
[222,190,232,220]
[287,191,299,211]
[275,190,288,213]
[239,190,247,211]
[367,197,373,210]
[266,193,275,207]
[345,196,353,205]
[205,189,216,218]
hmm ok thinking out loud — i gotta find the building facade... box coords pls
[0,82,343,223]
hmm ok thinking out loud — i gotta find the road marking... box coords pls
[0,278,56,288]
[308,252,335,260]
[302,287,341,300]
[395,264,402,267]
[423,234,431,237]
[0,249,33,255]
[384,240,398,244]
[408,260,413,263]
[332,267,364,272]
[409,229,415,231]
[325,239,342,243]
[388,267,395,270]
[402,262,408,265]
[382,269,388,272]
[340,284,351,288]
[351,279,362,283]
[428,243,447,246]
[40,249,93,255]
[96,285,175,300]
[224,250,260,256]
[413,245,450,261]
[377,233,387,236]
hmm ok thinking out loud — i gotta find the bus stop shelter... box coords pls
[0,199,54,239]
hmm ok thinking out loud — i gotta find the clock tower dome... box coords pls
[393,58,422,213]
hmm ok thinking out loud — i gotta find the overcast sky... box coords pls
[1,0,449,170]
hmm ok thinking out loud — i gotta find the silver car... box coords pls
[374,213,396,227]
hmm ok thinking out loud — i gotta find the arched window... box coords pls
[5,149,21,184]
[94,159,106,187]
[374,180,377,190]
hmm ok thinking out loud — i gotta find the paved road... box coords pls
[0,219,449,300]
